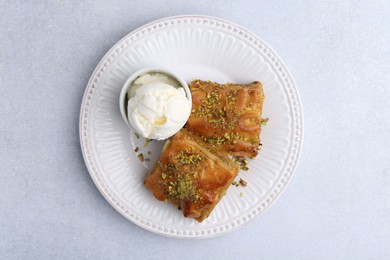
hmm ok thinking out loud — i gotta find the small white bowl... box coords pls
[119,68,192,138]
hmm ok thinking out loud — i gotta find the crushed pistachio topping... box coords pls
[134,132,140,139]
[192,90,239,130]
[168,173,200,201]
[261,117,269,126]
[134,146,139,152]
[191,88,261,148]
[137,153,144,162]
[232,181,240,187]
[232,178,248,187]
[174,151,203,165]
[233,156,249,171]
[160,150,204,202]
[144,138,151,147]
[147,151,152,155]
[204,133,238,146]
[193,91,221,118]
[145,158,150,162]
[204,132,257,147]
[227,91,236,105]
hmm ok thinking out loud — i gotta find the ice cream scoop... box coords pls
[119,68,192,140]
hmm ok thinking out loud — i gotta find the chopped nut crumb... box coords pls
[231,181,240,187]
[134,132,140,139]
[167,172,200,201]
[161,156,202,202]
[233,156,250,171]
[239,178,247,187]
[193,90,239,130]
[144,138,151,147]
[174,151,203,165]
[147,151,152,155]
[134,147,139,152]
[137,153,144,162]
[261,117,269,126]
[145,158,150,162]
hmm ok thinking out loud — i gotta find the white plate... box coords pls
[79,15,303,239]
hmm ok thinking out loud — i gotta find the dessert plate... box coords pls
[79,15,303,238]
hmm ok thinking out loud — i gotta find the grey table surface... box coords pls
[1,1,389,259]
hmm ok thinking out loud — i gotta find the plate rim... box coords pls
[79,14,304,239]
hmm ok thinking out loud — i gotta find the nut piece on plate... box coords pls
[144,128,239,222]
[186,80,264,158]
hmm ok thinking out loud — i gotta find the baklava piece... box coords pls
[186,80,264,158]
[145,129,239,222]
